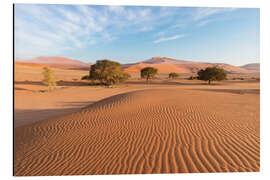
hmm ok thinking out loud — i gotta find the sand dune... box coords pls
[15,56,91,70]
[123,62,191,73]
[14,88,259,176]
[16,56,257,74]
[241,63,260,73]
[123,57,251,74]
[14,62,88,81]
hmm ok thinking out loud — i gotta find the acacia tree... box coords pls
[42,67,56,91]
[140,67,158,82]
[169,72,179,79]
[197,66,227,84]
[88,59,130,85]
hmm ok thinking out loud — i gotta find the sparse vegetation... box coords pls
[42,67,56,91]
[168,72,179,79]
[188,75,197,80]
[251,77,260,81]
[140,67,158,82]
[197,67,227,84]
[232,77,245,80]
[87,59,130,85]
[81,75,90,80]
[39,90,47,93]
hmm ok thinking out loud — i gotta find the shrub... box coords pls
[168,72,179,79]
[232,77,244,80]
[197,66,227,84]
[188,75,197,80]
[89,59,130,85]
[140,67,158,82]
[81,75,90,80]
[42,67,56,91]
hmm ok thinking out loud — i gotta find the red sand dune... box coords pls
[123,57,251,74]
[241,63,260,73]
[16,56,91,70]
[14,88,259,176]
[15,62,44,67]
[30,56,87,65]
[16,56,258,74]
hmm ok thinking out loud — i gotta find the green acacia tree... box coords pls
[88,59,130,85]
[168,72,179,79]
[197,66,227,84]
[42,67,56,91]
[140,67,158,82]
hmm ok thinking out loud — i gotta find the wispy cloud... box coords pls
[193,7,237,21]
[108,5,125,15]
[197,19,214,27]
[14,5,238,58]
[154,34,186,43]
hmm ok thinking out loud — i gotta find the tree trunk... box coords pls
[208,80,211,85]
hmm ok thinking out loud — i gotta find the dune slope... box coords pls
[14,89,259,176]
[15,56,91,70]
[123,57,250,74]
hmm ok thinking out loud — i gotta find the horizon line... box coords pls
[14,55,260,67]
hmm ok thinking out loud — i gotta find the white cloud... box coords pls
[193,7,236,21]
[57,6,81,23]
[14,5,238,58]
[15,4,109,57]
[154,34,186,43]
[138,8,152,17]
[126,10,137,20]
[108,6,125,15]
[197,19,213,27]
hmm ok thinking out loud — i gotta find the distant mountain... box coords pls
[240,63,260,73]
[15,56,259,74]
[123,57,251,74]
[15,56,91,70]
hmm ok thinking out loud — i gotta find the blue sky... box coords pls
[14,4,260,66]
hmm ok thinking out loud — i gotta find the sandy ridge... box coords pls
[14,89,259,176]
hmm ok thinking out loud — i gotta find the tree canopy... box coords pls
[140,67,158,82]
[168,72,179,79]
[42,66,56,91]
[197,66,227,84]
[88,59,130,85]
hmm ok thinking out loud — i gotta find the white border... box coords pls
[1,0,269,180]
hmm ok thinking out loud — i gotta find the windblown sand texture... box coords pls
[14,87,260,176]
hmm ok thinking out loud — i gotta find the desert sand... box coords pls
[123,57,257,74]
[14,63,260,176]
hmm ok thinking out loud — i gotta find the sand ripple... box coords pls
[14,89,260,176]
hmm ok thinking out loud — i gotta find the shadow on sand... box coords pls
[126,80,209,86]
[14,101,95,128]
[14,80,90,87]
[192,88,260,95]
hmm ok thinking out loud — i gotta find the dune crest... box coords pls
[123,57,251,74]
[14,89,259,176]
[16,56,259,73]
[15,56,91,70]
